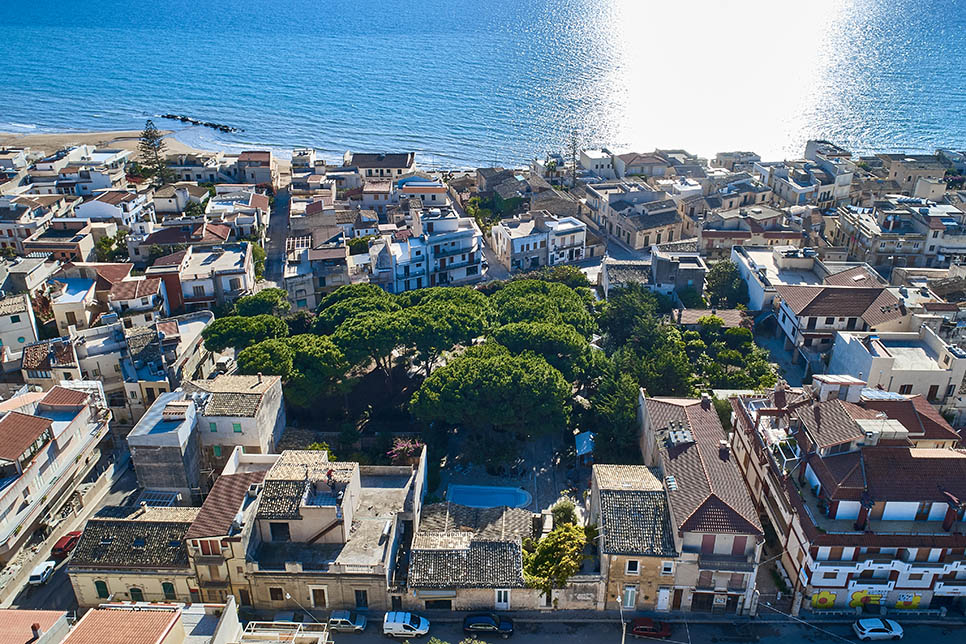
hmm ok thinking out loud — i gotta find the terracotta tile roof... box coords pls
[185,470,265,540]
[143,223,230,246]
[863,395,961,443]
[808,450,866,501]
[774,285,903,327]
[41,385,89,407]
[21,338,76,370]
[250,193,270,212]
[0,412,52,462]
[923,301,960,312]
[71,506,199,570]
[797,398,880,448]
[418,503,532,540]
[109,277,162,301]
[408,539,524,589]
[92,190,137,205]
[861,447,966,503]
[150,249,187,267]
[185,374,279,417]
[598,488,676,556]
[238,150,271,163]
[63,608,180,644]
[0,609,66,644]
[0,293,29,316]
[823,266,883,288]
[304,200,326,216]
[647,398,762,535]
[593,464,664,492]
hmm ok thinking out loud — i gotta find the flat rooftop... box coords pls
[742,247,823,287]
[873,338,942,370]
[51,277,94,303]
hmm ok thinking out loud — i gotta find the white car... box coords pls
[383,612,430,638]
[28,560,56,586]
[852,618,903,641]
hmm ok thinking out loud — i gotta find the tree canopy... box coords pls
[138,119,173,184]
[236,338,294,377]
[201,315,288,352]
[333,310,406,387]
[489,279,596,338]
[523,523,587,595]
[235,288,290,317]
[491,321,591,382]
[705,260,749,307]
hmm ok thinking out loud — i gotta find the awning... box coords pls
[414,590,457,598]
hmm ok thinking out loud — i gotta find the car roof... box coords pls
[30,561,52,573]
[330,610,350,619]
[385,612,414,623]
[859,618,893,628]
[466,614,496,622]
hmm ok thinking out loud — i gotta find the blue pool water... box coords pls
[447,484,532,509]
[1,1,963,167]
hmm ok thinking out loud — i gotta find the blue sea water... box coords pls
[0,0,963,167]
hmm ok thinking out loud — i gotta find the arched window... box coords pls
[162,582,176,600]
[95,580,109,599]
[129,587,144,602]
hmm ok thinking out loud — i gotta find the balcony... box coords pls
[697,553,756,573]
[198,577,229,588]
[434,244,477,259]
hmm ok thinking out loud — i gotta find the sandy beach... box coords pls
[0,129,206,158]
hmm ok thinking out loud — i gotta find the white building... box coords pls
[0,293,38,361]
[74,189,154,228]
[579,149,616,179]
[489,210,586,272]
[27,146,131,196]
[828,325,966,405]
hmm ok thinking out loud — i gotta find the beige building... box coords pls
[68,505,201,607]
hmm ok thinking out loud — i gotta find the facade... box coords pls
[649,246,707,295]
[614,152,670,179]
[22,219,96,262]
[697,205,805,259]
[0,386,108,563]
[153,182,211,214]
[146,243,256,312]
[27,146,130,196]
[75,190,154,228]
[730,379,966,613]
[348,152,416,180]
[489,210,586,272]
[0,194,79,253]
[638,396,763,615]
[584,182,682,250]
[579,149,616,179]
[48,276,98,334]
[877,154,946,194]
[589,464,677,611]
[167,152,240,184]
[283,244,350,311]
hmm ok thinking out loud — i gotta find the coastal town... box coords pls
[0,127,965,643]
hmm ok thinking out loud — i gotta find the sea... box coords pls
[0,0,964,168]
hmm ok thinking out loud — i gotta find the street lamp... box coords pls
[284,592,324,625]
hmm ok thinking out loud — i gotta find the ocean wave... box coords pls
[3,122,38,131]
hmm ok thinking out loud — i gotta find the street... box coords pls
[341,618,966,644]
[264,186,291,286]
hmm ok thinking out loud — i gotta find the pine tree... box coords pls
[138,119,172,184]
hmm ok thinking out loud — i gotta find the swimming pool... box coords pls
[446,484,532,509]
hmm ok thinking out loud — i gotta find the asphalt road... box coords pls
[264,187,290,285]
[342,618,966,644]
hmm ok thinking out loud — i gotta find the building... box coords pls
[27,146,130,196]
[68,505,202,607]
[774,284,905,362]
[0,194,79,253]
[638,395,763,614]
[145,244,255,312]
[153,182,211,214]
[877,154,946,194]
[613,152,670,179]
[407,503,530,611]
[107,276,170,327]
[127,392,205,501]
[579,149,616,179]
[756,158,852,210]
[649,245,707,295]
[713,151,761,172]
[185,465,267,604]
[0,609,70,644]
[167,152,240,184]
[730,379,966,613]
[183,374,286,475]
[130,222,232,262]
[48,276,98,333]
[244,448,425,612]
[235,150,279,190]
[22,219,96,262]
[397,177,449,206]
[283,244,350,311]
[205,189,270,240]
[3,256,62,297]
[589,464,677,611]
[828,325,966,405]
[731,245,886,311]
[348,152,416,180]
[584,183,682,250]
[0,292,39,361]
[0,386,108,563]
[489,210,586,272]
[368,206,483,293]
[75,190,154,228]
[696,205,805,259]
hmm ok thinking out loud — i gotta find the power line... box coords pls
[758,601,855,644]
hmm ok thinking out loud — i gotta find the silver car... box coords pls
[852,618,903,641]
[328,610,367,632]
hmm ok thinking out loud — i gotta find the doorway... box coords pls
[656,588,670,611]
[312,588,328,609]
[495,589,510,610]
[622,585,637,609]
[354,589,369,609]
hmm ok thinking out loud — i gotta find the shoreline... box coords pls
[0,128,208,159]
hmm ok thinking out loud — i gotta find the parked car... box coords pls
[463,613,513,639]
[328,610,367,632]
[852,618,903,641]
[28,561,56,586]
[628,618,672,639]
[383,612,429,638]
[51,531,82,560]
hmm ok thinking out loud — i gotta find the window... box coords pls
[193,286,205,297]
[909,573,924,581]
[9,315,19,324]
[270,587,284,601]
[697,570,713,588]
[162,582,176,600]
[212,445,222,458]
[209,422,217,433]
[95,580,109,599]
[899,384,913,395]
[822,571,837,579]
[825,317,834,325]
[625,560,640,575]
[129,587,144,602]
[297,299,307,308]
[661,561,674,576]
[232,423,242,433]
[270,522,291,542]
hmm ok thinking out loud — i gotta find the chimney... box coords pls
[718,439,731,460]
[257,372,262,384]
[31,623,42,638]
[701,392,711,410]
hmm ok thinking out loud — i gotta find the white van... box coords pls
[383,612,430,638]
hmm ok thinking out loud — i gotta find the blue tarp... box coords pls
[575,431,595,456]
